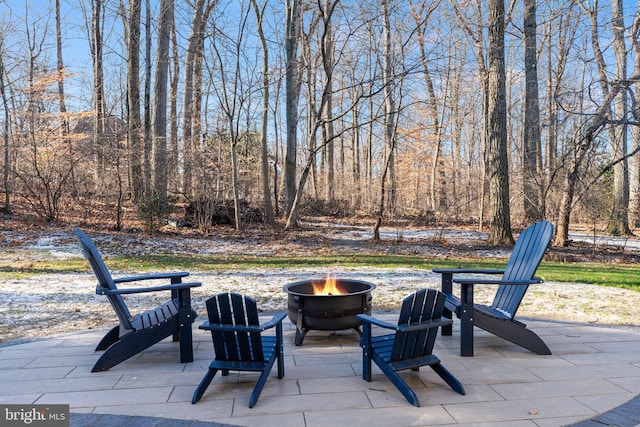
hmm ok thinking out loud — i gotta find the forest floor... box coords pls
[2,206,640,345]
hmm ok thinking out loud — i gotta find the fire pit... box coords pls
[283,277,376,345]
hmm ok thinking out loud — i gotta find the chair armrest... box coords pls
[358,314,452,332]
[98,281,201,295]
[357,314,398,330]
[452,277,541,286]
[113,271,190,284]
[432,268,504,275]
[397,318,453,332]
[260,312,287,330]
[199,312,287,333]
[200,323,263,333]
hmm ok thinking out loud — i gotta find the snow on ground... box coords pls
[2,224,640,344]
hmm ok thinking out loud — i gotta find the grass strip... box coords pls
[1,253,639,291]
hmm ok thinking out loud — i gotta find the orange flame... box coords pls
[312,274,344,295]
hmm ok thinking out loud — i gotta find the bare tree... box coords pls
[542,3,577,219]
[127,0,144,202]
[191,1,215,199]
[250,0,275,225]
[607,0,631,235]
[579,0,631,236]
[90,0,106,195]
[321,0,336,202]
[284,0,302,217]
[210,3,252,230]
[450,0,490,231]
[523,0,541,222]
[0,36,10,213]
[285,2,375,230]
[143,0,152,195]
[169,18,180,194]
[181,0,206,199]
[410,0,445,213]
[486,0,513,245]
[152,0,173,198]
[554,77,639,245]
[631,3,640,227]
[373,0,398,240]
[55,0,75,198]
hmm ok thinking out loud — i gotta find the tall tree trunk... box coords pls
[607,0,631,235]
[578,0,633,236]
[523,0,541,223]
[91,0,105,195]
[451,0,489,231]
[55,0,74,198]
[411,0,443,213]
[630,4,640,227]
[191,15,206,198]
[321,0,335,202]
[0,39,10,213]
[543,7,576,218]
[284,0,302,218]
[127,0,144,203]
[169,20,179,194]
[382,0,396,214]
[251,0,275,225]
[486,0,513,245]
[301,19,320,200]
[143,0,152,196]
[191,1,215,198]
[351,101,361,211]
[152,0,173,199]
[181,0,206,199]
[374,0,396,240]
[545,19,557,189]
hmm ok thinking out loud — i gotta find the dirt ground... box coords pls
[1,215,640,345]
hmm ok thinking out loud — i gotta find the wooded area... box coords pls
[1,0,639,247]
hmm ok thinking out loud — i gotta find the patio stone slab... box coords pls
[1,314,639,427]
[444,396,595,424]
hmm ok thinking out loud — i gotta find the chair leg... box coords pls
[192,368,219,404]
[361,323,372,382]
[474,314,552,355]
[178,314,194,363]
[440,273,454,336]
[249,359,277,408]
[375,360,420,407]
[431,363,466,395]
[276,323,285,379]
[95,326,120,351]
[177,289,195,363]
[91,331,148,372]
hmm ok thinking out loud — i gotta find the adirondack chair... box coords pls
[74,228,201,372]
[357,288,465,407]
[433,220,554,356]
[192,292,286,408]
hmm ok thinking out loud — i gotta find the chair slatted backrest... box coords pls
[206,293,265,363]
[493,221,554,318]
[390,289,445,362]
[74,228,134,328]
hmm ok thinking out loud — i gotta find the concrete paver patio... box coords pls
[1,314,639,427]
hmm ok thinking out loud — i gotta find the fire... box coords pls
[312,274,345,295]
